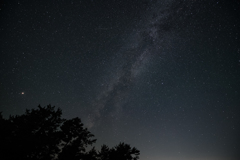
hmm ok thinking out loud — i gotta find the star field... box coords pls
[1,0,240,160]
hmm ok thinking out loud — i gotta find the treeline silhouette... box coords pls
[0,105,140,160]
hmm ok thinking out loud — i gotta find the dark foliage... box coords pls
[98,143,140,160]
[0,105,140,160]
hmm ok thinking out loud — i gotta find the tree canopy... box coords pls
[0,105,140,160]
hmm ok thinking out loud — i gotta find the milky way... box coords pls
[86,0,200,128]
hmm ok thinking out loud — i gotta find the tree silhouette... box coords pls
[58,117,96,160]
[110,143,140,160]
[98,145,110,160]
[1,105,64,160]
[98,143,140,160]
[0,105,140,160]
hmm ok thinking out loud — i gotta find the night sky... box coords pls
[1,0,240,160]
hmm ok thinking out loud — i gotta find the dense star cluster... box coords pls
[1,0,240,160]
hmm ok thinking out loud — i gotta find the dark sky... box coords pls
[1,0,240,159]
